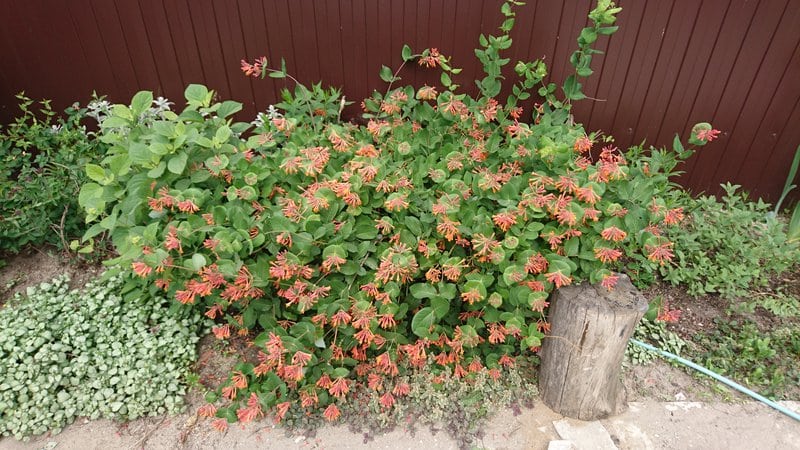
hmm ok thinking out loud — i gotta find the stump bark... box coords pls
[539,274,647,420]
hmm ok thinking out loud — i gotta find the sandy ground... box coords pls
[1,400,798,450]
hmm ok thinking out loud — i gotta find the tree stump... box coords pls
[539,274,647,420]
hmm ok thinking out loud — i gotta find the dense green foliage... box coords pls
[0,95,107,254]
[77,0,715,427]
[693,318,800,399]
[0,274,203,439]
[660,183,799,298]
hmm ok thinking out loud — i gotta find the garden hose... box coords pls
[629,338,800,422]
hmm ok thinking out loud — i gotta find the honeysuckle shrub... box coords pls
[79,0,717,427]
[0,274,203,440]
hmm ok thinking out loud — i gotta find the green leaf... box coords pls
[564,237,580,257]
[410,283,437,299]
[129,142,152,165]
[501,18,515,32]
[131,90,153,117]
[502,265,524,286]
[332,367,350,378]
[148,161,167,178]
[78,183,104,209]
[85,164,107,183]
[672,134,685,154]
[99,212,116,230]
[787,204,800,242]
[775,145,800,213]
[380,65,394,83]
[411,307,436,337]
[322,244,347,259]
[440,72,452,87]
[217,101,243,118]
[597,26,619,35]
[167,152,188,175]
[578,27,598,45]
[463,280,487,299]
[439,283,457,300]
[101,116,129,128]
[191,254,207,271]
[215,125,231,144]
[147,135,170,152]
[401,44,413,61]
[290,321,317,342]
[82,223,106,240]
[355,220,379,240]
[185,84,209,104]
[562,75,585,101]
[431,297,450,319]
[404,216,422,235]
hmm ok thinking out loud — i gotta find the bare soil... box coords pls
[0,249,101,305]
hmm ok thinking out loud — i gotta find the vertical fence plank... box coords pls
[607,0,673,148]
[113,1,162,95]
[676,0,758,190]
[629,1,701,146]
[59,1,114,102]
[162,0,206,88]
[751,39,800,202]
[689,0,790,193]
[213,1,258,112]
[585,0,647,145]
[137,0,184,100]
[187,1,234,98]
[237,0,276,112]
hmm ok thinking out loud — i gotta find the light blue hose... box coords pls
[629,338,800,422]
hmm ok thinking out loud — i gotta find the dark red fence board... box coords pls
[2,0,799,203]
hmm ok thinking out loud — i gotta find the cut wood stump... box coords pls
[539,273,647,420]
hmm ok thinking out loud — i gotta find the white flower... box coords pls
[86,99,111,123]
[266,104,283,119]
[152,97,173,114]
[250,112,267,128]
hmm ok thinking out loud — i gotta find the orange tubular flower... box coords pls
[328,378,350,399]
[210,418,228,432]
[574,136,593,153]
[379,392,395,409]
[646,242,675,265]
[545,270,572,289]
[600,273,620,290]
[132,261,152,278]
[492,211,517,232]
[323,404,341,421]
[601,226,627,242]
[417,85,438,100]
[594,247,623,264]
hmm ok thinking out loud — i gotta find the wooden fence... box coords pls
[2,0,799,202]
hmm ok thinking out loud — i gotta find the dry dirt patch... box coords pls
[0,250,101,305]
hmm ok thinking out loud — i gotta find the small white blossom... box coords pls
[152,96,173,114]
[251,112,267,128]
[266,104,283,120]
[86,99,111,124]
